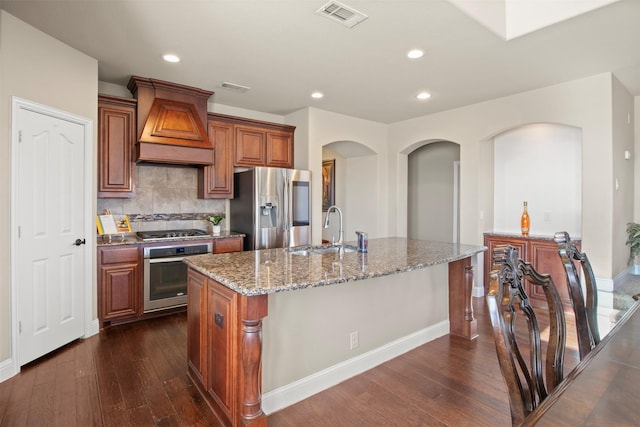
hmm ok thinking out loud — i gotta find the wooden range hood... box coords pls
[127,76,214,166]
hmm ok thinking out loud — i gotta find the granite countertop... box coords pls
[96,230,245,246]
[184,237,487,296]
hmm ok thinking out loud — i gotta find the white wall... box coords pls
[345,155,378,240]
[612,78,635,275]
[0,11,98,371]
[262,263,449,392]
[287,107,389,245]
[389,73,625,281]
[493,124,582,236]
[636,95,640,221]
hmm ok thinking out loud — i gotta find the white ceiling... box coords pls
[1,0,639,124]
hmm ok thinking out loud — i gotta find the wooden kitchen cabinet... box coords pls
[213,236,243,254]
[234,125,266,167]
[98,245,141,326]
[198,119,235,198]
[233,124,294,168]
[484,233,578,310]
[198,113,295,199]
[187,266,207,387]
[188,268,266,426]
[206,278,237,423]
[98,94,137,198]
[266,129,294,168]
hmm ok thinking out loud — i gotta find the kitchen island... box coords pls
[184,237,485,427]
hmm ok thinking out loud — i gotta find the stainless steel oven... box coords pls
[142,242,212,313]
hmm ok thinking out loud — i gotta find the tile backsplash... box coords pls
[97,164,227,232]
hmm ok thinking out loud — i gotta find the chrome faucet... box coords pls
[323,205,344,249]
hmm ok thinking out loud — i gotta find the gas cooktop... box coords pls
[137,229,209,241]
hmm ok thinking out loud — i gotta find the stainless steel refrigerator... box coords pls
[230,167,311,250]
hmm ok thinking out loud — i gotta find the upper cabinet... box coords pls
[235,125,266,166]
[198,118,235,199]
[98,94,137,198]
[198,113,295,198]
[233,120,294,169]
[265,129,294,168]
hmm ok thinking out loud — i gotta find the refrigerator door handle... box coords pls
[283,173,290,247]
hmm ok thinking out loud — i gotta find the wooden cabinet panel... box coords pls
[199,112,296,199]
[187,266,269,426]
[187,268,208,387]
[213,237,243,254]
[98,95,136,198]
[207,281,238,422]
[98,246,141,322]
[266,130,293,168]
[529,240,573,308]
[234,126,266,167]
[484,235,527,291]
[484,234,579,310]
[198,120,234,198]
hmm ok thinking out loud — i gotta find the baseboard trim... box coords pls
[0,358,17,383]
[86,318,100,338]
[261,320,449,415]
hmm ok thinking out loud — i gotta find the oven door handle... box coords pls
[147,256,186,263]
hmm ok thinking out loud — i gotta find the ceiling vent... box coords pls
[316,1,368,28]
[219,81,251,93]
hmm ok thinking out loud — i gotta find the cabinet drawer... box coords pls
[100,246,139,264]
[213,237,243,254]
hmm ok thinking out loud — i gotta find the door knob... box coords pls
[73,238,86,246]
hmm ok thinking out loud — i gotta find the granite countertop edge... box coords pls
[185,237,487,296]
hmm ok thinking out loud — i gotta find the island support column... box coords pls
[237,294,268,427]
[448,256,478,340]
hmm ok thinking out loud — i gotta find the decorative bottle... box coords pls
[521,201,530,236]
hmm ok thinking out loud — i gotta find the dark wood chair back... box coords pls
[487,245,566,426]
[554,230,600,359]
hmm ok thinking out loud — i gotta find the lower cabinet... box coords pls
[484,233,579,310]
[98,246,141,325]
[187,269,237,425]
[187,268,268,427]
[206,279,237,422]
[213,236,244,254]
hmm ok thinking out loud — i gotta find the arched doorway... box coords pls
[407,140,460,242]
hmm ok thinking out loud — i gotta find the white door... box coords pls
[15,102,87,366]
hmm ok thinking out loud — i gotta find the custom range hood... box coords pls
[127,76,214,166]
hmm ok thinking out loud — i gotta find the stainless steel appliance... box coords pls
[141,237,212,313]
[230,167,311,250]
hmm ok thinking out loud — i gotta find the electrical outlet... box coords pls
[349,331,359,350]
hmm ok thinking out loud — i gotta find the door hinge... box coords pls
[19,321,22,334]
[18,226,21,238]
[18,130,22,143]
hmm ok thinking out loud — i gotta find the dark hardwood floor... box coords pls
[0,298,580,427]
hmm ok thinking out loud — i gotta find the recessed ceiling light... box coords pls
[407,49,424,59]
[163,54,180,63]
[417,91,431,100]
[311,91,324,99]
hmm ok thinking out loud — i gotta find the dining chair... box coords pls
[487,244,566,426]
[554,231,600,359]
